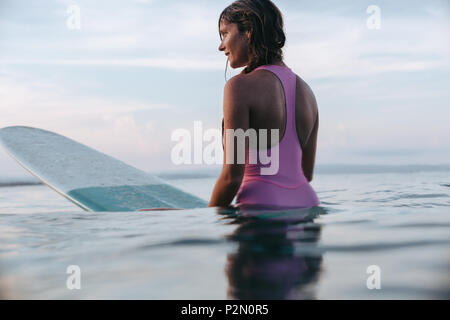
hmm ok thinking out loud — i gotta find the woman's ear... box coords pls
[246,31,251,41]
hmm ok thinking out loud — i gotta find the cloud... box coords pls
[0,58,224,70]
[1,1,448,78]
[2,1,448,81]
[0,73,174,168]
[284,10,450,79]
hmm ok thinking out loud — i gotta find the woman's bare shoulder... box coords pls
[224,72,265,104]
[296,75,316,99]
[224,73,252,94]
[295,75,318,116]
[223,74,254,110]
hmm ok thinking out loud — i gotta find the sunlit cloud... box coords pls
[0,58,224,70]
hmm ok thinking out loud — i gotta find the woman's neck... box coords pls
[271,60,286,67]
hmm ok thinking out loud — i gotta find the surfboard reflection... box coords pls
[219,205,326,300]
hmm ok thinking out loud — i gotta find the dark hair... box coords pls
[219,0,286,74]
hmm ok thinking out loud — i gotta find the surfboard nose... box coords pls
[0,126,208,211]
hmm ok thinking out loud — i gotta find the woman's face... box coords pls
[219,21,250,69]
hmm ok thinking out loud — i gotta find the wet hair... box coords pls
[219,0,286,75]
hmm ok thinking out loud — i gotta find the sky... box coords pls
[0,0,449,176]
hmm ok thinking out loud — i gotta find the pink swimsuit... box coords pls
[235,65,320,209]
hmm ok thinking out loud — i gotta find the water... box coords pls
[0,168,449,299]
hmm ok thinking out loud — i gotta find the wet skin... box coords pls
[209,22,319,208]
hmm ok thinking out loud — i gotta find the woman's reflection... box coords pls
[221,206,325,300]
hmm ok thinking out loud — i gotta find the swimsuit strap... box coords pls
[254,64,298,145]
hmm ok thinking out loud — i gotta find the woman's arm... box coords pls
[209,76,249,207]
[302,113,318,182]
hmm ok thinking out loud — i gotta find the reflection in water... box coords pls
[219,206,327,300]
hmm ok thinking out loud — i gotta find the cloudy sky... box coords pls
[0,0,449,176]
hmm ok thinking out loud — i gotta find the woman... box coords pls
[209,0,320,209]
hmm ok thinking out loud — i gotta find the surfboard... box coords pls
[0,126,208,212]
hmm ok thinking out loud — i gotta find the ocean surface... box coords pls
[0,165,449,299]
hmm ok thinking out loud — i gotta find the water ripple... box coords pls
[135,238,227,250]
[295,239,450,254]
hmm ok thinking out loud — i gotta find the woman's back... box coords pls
[234,64,320,208]
[236,63,319,182]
